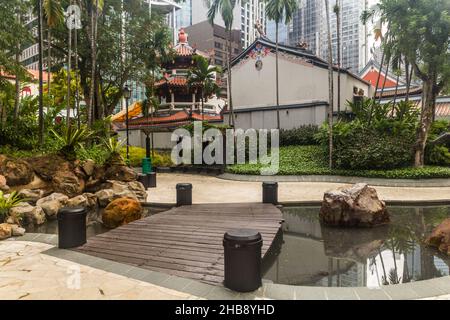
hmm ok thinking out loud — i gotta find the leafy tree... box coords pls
[187,55,222,121]
[264,0,298,129]
[366,0,450,167]
[205,0,245,127]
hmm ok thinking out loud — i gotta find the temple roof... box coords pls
[172,28,208,58]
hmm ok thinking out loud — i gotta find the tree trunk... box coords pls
[88,1,98,127]
[414,77,437,167]
[379,57,390,102]
[75,25,80,129]
[373,50,385,100]
[47,28,51,113]
[336,0,341,117]
[13,46,20,119]
[37,0,44,145]
[275,22,280,130]
[67,20,72,127]
[227,29,234,127]
[405,60,410,102]
[325,0,334,170]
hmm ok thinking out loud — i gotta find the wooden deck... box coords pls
[75,203,283,285]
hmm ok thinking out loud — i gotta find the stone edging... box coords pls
[218,173,450,187]
[10,234,450,300]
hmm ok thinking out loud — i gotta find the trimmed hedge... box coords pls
[279,125,319,146]
[226,145,450,179]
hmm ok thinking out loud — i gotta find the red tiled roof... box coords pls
[155,76,189,88]
[0,68,51,82]
[122,110,223,130]
[376,86,422,98]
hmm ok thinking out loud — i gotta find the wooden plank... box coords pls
[75,203,282,286]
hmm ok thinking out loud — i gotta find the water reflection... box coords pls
[262,206,450,287]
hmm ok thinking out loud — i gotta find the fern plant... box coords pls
[0,191,23,223]
[103,137,126,165]
[51,125,94,160]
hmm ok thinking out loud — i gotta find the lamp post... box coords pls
[123,84,131,162]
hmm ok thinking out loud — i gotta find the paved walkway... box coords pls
[0,241,199,300]
[147,173,450,205]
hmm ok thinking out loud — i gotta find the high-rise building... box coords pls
[177,0,265,49]
[266,20,289,45]
[286,0,368,73]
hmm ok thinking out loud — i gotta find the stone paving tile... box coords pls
[264,283,295,300]
[0,241,197,300]
[325,287,360,300]
[294,286,328,300]
[354,287,392,300]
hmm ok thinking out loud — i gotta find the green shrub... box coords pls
[425,120,450,166]
[120,146,173,167]
[226,145,450,179]
[0,190,23,223]
[76,143,110,165]
[279,125,319,146]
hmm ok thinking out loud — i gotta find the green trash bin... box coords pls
[142,157,152,174]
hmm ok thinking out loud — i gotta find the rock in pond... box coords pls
[319,183,389,227]
[95,188,137,207]
[102,197,143,229]
[9,202,46,225]
[82,159,95,177]
[36,193,69,218]
[0,174,9,192]
[66,195,89,208]
[425,218,450,255]
[0,223,12,240]
[52,170,85,199]
[10,224,25,236]
[18,189,45,205]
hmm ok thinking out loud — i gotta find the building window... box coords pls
[214,42,223,49]
[215,59,223,66]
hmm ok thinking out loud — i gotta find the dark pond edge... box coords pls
[6,233,450,300]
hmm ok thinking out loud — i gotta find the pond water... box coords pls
[262,206,450,288]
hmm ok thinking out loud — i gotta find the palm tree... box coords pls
[324,0,333,169]
[265,0,298,130]
[205,0,242,127]
[37,0,45,145]
[334,0,341,117]
[43,0,63,112]
[187,56,222,122]
[88,0,101,127]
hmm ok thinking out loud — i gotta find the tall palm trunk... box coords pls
[75,23,80,128]
[66,11,72,127]
[14,40,20,119]
[47,28,51,113]
[414,74,437,167]
[373,50,385,100]
[37,0,45,145]
[325,0,334,169]
[379,57,390,102]
[227,29,234,127]
[88,0,98,127]
[335,0,341,117]
[275,22,280,129]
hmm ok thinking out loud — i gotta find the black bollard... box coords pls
[57,206,87,249]
[137,173,149,189]
[147,172,157,188]
[176,183,192,206]
[262,181,278,204]
[223,229,263,292]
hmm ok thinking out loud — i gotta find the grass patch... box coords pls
[226,145,450,179]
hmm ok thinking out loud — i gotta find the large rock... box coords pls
[10,224,25,236]
[36,193,69,218]
[319,183,390,227]
[102,197,142,228]
[66,195,88,208]
[0,223,12,240]
[0,174,9,192]
[52,171,85,198]
[104,165,137,182]
[82,193,97,209]
[0,157,34,186]
[82,159,95,177]
[425,219,450,255]
[95,188,137,207]
[127,181,147,202]
[18,189,44,205]
[28,154,67,181]
[9,202,46,225]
